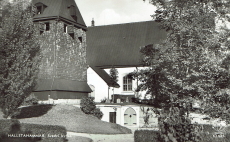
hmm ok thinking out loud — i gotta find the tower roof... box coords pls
[32,0,87,30]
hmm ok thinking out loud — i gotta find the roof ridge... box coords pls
[88,20,155,28]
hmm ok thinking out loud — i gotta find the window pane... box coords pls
[128,85,132,91]
[123,85,127,91]
[123,77,127,84]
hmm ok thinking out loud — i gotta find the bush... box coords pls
[12,104,53,119]
[0,119,67,142]
[92,108,103,120]
[0,119,41,142]
[80,97,103,119]
[134,130,159,142]
[158,107,201,142]
[22,94,39,106]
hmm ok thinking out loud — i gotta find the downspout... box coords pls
[136,67,139,98]
[108,86,110,102]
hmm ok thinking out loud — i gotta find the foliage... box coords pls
[138,0,230,119]
[202,89,230,124]
[0,119,67,142]
[100,97,107,103]
[109,67,119,87]
[12,104,53,119]
[0,120,41,142]
[134,130,160,142]
[140,106,154,126]
[0,1,41,119]
[158,107,201,142]
[137,0,230,141]
[80,97,103,119]
[22,94,39,106]
[92,108,103,120]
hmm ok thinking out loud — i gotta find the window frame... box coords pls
[35,2,47,15]
[123,75,132,91]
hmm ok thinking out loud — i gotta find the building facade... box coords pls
[31,0,91,103]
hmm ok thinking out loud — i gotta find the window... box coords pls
[123,76,132,91]
[39,22,49,34]
[78,37,82,43]
[39,22,45,35]
[64,24,67,33]
[35,3,47,15]
[45,22,49,31]
[69,33,74,39]
[68,5,77,21]
[65,25,75,39]
[36,6,42,14]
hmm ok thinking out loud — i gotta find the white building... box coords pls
[86,21,166,102]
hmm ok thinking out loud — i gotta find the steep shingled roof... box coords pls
[32,0,86,30]
[87,21,167,68]
[86,21,167,87]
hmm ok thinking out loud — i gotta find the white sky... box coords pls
[75,0,156,26]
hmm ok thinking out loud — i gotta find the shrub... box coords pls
[100,97,107,103]
[80,97,103,119]
[12,104,53,119]
[134,130,159,142]
[80,97,96,114]
[0,119,41,142]
[22,94,39,106]
[0,119,67,142]
[92,108,103,119]
[158,107,201,142]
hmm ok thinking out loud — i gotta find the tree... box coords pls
[0,1,40,119]
[80,97,103,119]
[109,67,118,102]
[140,0,230,114]
[137,0,230,141]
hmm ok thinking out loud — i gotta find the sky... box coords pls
[75,0,156,26]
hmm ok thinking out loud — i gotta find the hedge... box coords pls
[134,130,159,142]
[12,104,53,119]
[135,124,230,142]
[0,119,67,142]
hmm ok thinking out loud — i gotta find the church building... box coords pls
[31,0,92,103]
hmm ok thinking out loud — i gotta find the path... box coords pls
[67,131,134,142]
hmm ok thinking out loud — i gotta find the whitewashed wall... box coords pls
[87,67,147,102]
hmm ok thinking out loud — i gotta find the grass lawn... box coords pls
[0,104,131,134]
[67,136,93,142]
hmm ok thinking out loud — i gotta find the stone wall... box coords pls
[37,21,87,81]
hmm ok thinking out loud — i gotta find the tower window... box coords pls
[69,33,74,39]
[35,3,47,15]
[45,22,49,31]
[78,37,82,43]
[64,24,67,33]
[39,22,45,35]
[37,6,42,14]
[68,5,77,21]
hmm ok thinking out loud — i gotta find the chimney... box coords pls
[91,18,95,26]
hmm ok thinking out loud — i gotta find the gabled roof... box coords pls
[32,0,86,30]
[86,21,167,87]
[87,21,167,68]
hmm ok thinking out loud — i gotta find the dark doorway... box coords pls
[109,112,116,123]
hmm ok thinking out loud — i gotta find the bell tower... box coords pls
[32,0,91,102]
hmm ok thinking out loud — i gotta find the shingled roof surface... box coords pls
[86,20,167,68]
[87,21,167,87]
[34,79,92,93]
[32,0,86,30]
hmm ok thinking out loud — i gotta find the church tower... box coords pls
[32,0,91,102]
